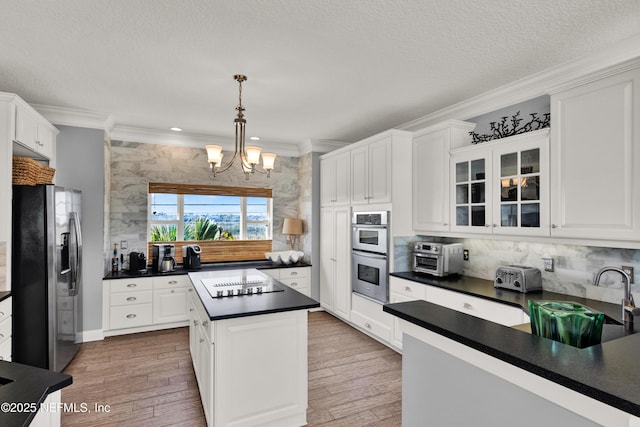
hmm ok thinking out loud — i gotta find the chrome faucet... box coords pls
[593,266,640,330]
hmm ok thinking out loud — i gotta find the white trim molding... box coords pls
[298,138,351,155]
[33,104,113,131]
[79,329,105,342]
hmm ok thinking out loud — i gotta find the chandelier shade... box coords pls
[207,75,276,179]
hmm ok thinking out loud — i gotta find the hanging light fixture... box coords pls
[206,75,276,179]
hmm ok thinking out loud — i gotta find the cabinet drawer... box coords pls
[110,278,153,293]
[109,304,153,329]
[351,310,392,342]
[0,316,11,343]
[0,337,11,362]
[111,290,153,306]
[426,286,526,326]
[153,275,190,290]
[279,276,310,291]
[389,278,426,300]
[0,298,11,323]
[279,267,309,279]
[260,269,280,280]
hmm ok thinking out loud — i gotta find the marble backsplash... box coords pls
[394,236,640,305]
[297,152,313,264]
[110,141,300,258]
[0,241,5,290]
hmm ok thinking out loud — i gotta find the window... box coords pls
[148,183,272,242]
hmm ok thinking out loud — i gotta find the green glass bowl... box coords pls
[528,300,605,349]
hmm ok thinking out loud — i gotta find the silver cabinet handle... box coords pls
[127,283,137,288]
[551,224,557,228]
[290,282,298,287]
[194,320,199,326]
[189,308,194,312]
[493,224,497,227]
[443,223,448,226]
[0,312,4,317]
[404,286,412,292]
[290,271,298,276]
[365,323,372,329]
[169,280,177,284]
[462,302,473,310]
[484,224,490,227]
[126,314,137,318]
[188,288,193,292]
[0,334,4,339]
[171,289,175,293]
[199,338,204,344]
[202,321,208,327]
[126,297,136,301]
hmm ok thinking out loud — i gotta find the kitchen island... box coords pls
[188,268,319,427]
[384,299,640,427]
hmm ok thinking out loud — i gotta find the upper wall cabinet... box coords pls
[320,151,350,206]
[449,129,550,236]
[351,136,391,205]
[550,67,640,241]
[412,120,475,233]
[14,102,57,161]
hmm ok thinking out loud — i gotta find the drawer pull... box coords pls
[169,280,178,284]
[365,323,372,329]
[0,334,3,339]
[462,302,473,310]
[404,286,412,292]
[202,321,209,327]
[193,320,199,326]
[290,282,298,287]
[0,312,4,317]
[290,271,298,276]
[188,288,193,292]
[171,290,175,293]
[126,297,136,301]
[199,338,205,344]
[189,308,194,312]
[126,314,137,319]
[126,283,137,288]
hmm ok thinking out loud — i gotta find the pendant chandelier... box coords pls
[206,75,276,179]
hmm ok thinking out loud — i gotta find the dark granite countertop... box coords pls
[386,272,640,417]
[0,291,10,302]
[189,268,319,321]
[104,260,311,280]
[0,361,72,427]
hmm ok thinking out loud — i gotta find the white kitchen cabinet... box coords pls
[260,266,311,297]
[550,67,640,241]
[412,120,476,233]
[188,282,309,427]
[449,130,550,236]
[152,275,191,324]
[350,293,393,344]
[0,297,12,361]
[14,102,56,161]
[389,277,427,350]
[320,151,350,206]
[29,390,62,427]
[351,136,391,204]
[320,206,351,320]
[425,285,527,327]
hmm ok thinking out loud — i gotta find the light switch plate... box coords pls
[622,265,635,284]
[542,257,554,272]
[120,240,128,250]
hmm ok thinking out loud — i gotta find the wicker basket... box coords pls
[12,157,40,186]
[37,165,56,184]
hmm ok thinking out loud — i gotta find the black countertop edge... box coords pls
[390,271,624,324]
[383,300,640,417]
[0,291,11,302]
[0,361,73,427]
[104,260,311,280]
[188,269,320,321]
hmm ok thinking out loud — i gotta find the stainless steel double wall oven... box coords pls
[351,211,389,304]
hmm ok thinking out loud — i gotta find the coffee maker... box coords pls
[182,244,202,270]
[151,244,176,273]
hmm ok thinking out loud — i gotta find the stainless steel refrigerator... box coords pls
[12,184,83,372]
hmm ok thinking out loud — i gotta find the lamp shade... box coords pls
[261,152,276,171]
[245,146,262,164]
[282,218,303,235]
[206,145,223,164]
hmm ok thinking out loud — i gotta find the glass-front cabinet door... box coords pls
[450,151,492,234]
[492,130,550,236]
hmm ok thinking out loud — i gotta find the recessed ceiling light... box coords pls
[170,127,183,132]
[249,136,260,141]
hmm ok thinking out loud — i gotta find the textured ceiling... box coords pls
[2,0,640,149]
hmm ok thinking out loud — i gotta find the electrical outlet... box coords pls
[622,265,635,283]
[120,240,128,250]
[463,249,469,261]
[542,257,554,272]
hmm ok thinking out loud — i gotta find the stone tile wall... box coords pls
[110,141,299,258]
[0,242,5,290]
[394,236,640,305]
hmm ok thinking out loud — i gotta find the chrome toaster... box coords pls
[494,265,542,293]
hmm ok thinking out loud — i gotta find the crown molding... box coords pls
[298,138,351,155]
[110,125,301,157]
[398,33,640,132]
[32,104,113,131]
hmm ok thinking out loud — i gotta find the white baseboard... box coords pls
[80,329,105,342]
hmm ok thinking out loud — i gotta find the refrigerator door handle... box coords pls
[69,212,82,297]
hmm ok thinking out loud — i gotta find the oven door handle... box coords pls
[352,250,387,260]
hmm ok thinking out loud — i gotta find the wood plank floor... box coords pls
[62,311,402,426]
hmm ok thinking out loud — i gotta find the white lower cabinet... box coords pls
[0,297,12,361]
[350,294,393,344]
[189,284,309,427]
[103,276,190,336]
[29,390,61,427]
[389,277,426,350]
[260,266,311,297]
